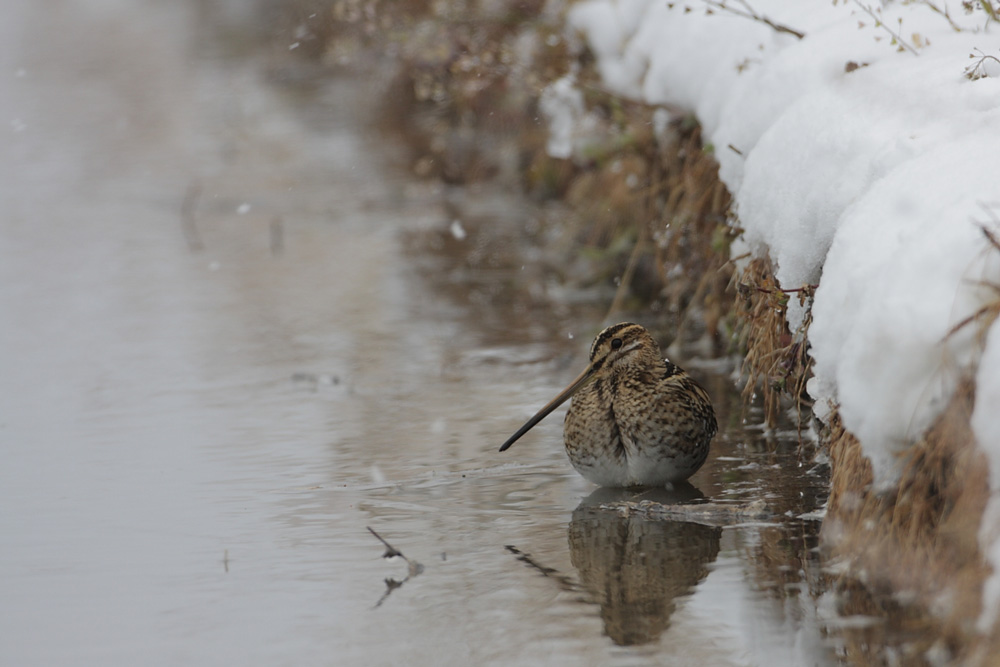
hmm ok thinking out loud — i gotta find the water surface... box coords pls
[1,2,843,665]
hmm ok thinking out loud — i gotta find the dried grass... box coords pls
[819,217,1000,664]
[733,257,814,426]
[830,577,941,666]
[650,123,734,341]
[309,0,737,330]
[556,101,734,331]
[822,379,991,665]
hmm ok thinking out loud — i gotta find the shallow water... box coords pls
[0,2,856,665]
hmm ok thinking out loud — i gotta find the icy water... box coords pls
[0,2,866,665]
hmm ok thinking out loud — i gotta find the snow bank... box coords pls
[561,0,1000,622]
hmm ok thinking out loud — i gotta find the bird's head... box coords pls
[585,322,662,376]
[498,323,662,453]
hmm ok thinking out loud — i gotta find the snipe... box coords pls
[499,323,716,487]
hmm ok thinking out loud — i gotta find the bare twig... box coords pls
[739,281,818,307]
[368,526,404,559]
[852,1,921,55]
[979,0,999,23]
[942,209,1000,343]
[919,0,965,32]
[943,300,1000,341]
[723,251,752,269]
[982,223,1000,253]
[696,0,806,39]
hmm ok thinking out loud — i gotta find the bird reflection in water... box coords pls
[568,485,721,646]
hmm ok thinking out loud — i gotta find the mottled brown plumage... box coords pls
[499,323,716,487]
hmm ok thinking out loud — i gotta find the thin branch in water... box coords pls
[505,545,581,593]
[373,577,406,609]
[368,526,404,559]
[367,527,425,608]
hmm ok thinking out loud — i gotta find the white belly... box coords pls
[566,432,703,487]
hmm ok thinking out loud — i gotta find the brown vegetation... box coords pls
[733,257,814,425]
[824,381,991,665]
[287,0,737,336]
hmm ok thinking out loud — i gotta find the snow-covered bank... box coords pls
[559,0,1000,626]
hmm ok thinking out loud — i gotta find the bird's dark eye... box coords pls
[611,338,623,350]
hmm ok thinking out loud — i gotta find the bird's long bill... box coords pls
[498,363,595,452]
